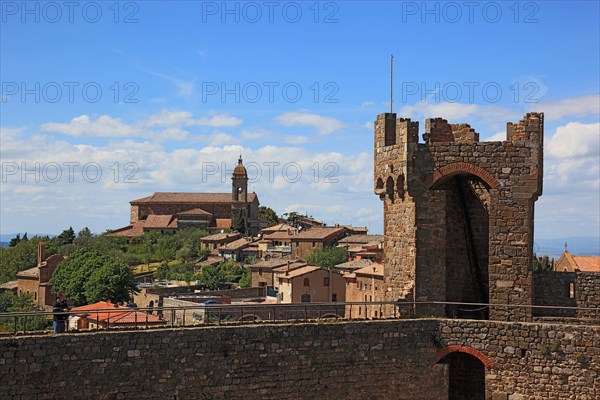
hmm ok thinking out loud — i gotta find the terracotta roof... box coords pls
[131,192,257,204]
[335,259,375,271]
[219,238,252,252]
[264,227,346,241]
[201,232,241,242]
[0,280,18,290]
[354,263,384,277]
[272,261,308,273]
[249,259,302,270]
[572,256,600,272]
[261,223,294,233]
[16,267,39,278]
[144,214,176,229]
[277,265,321,279]
[293,227,346,240]
[263,231,294,240]
[339,234,383,245]
[72,301,165,325]
[107,221,145,237]
[177,208,212,216]
[216,218,231,229]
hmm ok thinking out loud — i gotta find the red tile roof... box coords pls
[144,214,175,229]
[219,238,252,252]
[572,256,600,272]
[72,301,165,325]
[201,232,241,242]
[278,265,321,279]
[131,192,257,204]
[177,208,212,216]
[354,263,384,277]
[264,227,346,241]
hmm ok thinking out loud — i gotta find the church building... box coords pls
[109,157,263,237]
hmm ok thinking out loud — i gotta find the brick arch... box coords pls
[435,345,493,369]
[427,162,500,190]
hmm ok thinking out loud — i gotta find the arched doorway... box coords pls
[430,168,493,320]
[301,294,311,303]
[446,352,485,400]
[436,346,491,400]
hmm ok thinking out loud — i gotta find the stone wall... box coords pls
[532,271,600,320]
[1,319,598,400]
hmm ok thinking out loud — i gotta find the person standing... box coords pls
[52,292,69,333]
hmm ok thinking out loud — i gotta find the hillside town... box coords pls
[1,1,599,399]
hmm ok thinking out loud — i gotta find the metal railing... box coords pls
[0,301,598,336]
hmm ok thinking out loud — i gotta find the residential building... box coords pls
[276,265,345,303]
[344,263,385,318]
[200,232,242,255]
[263,226,348,260]
[16,243,64,311]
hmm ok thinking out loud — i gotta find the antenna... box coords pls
[390,54,394,113]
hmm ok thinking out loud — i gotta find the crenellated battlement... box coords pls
[374,112,545,321]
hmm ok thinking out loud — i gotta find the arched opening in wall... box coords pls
[440,352,486,400]
[386,176,395,203]
[431,173,491,319]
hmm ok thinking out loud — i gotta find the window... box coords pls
[301,294,311,303]
[34,291,37,300]
[324,277,330,286]
[259,268,263,276]
[303,278,310,287]
[312,241,316,247]
[569,282,575,299]
[332,293,337,302]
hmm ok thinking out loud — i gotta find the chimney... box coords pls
[37,242,46,266]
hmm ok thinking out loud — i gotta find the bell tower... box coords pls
[231,156,249,233]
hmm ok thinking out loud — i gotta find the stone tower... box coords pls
[231,156,249,234]
[374,112,544,321]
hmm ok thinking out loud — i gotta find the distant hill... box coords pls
[0,242,8,249]
[0,233,56,243]
[534,236,600,260]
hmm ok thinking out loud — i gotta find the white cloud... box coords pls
[532,95,600,121]
[482,131,506,142]
[197,115,242,127]
[547,122,600,159]
[274,112,345,135]
[39,110,243,139]
[282,135,310,144]
[241,129,270,140]
[41,115,136,137]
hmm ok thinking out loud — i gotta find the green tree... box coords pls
[56,227,76,246]
[259,206,280,227]
[0,236,56,284]
[238,268,251,288]
[531,253,552,271]
[307,246,349,269]
[198,263,229,290]
[283,211,301,228]
[50,249,138,306]
[8,234,21,248]
[21,232,28,241]
[77,227,93,238]
[0,292,49,332]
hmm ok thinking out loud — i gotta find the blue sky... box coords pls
[1,1,599,241]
